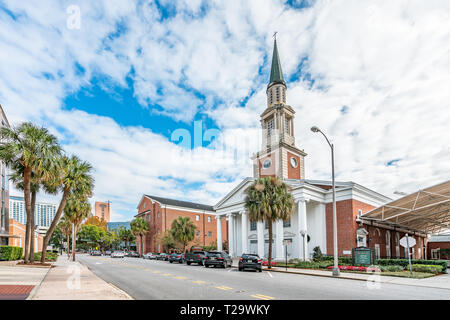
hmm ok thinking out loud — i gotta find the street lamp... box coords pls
[311,126,340,277]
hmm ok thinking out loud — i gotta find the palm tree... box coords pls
[0,123,61,264]
[170,217,196,253]
[244,176,294,269]
[41,155,94,263]
[57,216,73,259]
[130,217,149,257]
[64,194,91,261]
[118,227,135,251]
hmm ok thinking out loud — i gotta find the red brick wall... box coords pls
[427,241,450,260]
[136,197,227,253]
[287,151,300,179]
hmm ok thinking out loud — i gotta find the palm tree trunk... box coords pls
[29,191,36,263]
[140,236,143,257]
[23,167,32,264]
[268,219,273,269]
[41,188,70,263]
[71,224,77,262]
[66,235,70,259]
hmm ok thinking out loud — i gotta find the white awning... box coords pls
[360,180,450,234]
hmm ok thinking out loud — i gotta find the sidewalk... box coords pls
[32,256,132,300]
[0,263,50,299]
[231,258,450,290]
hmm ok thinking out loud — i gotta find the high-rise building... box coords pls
[0,104,10,246]
[95,201,111,222]
[9,196,57,228]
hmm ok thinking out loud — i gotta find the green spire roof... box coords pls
[269,38,285,86]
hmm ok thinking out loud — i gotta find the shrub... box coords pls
[33,251,59,262]
[0,246,23,261]
[327,265,381,272]
[376,259,447,274]
[312,246,323,261]
[320,255,352,265]
[411,264,443,274]
[379,265,404,272]
[294,261,321,269]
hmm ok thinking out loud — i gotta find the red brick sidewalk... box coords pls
[0,285,35,300]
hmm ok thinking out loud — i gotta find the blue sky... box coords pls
[1,0,450,221]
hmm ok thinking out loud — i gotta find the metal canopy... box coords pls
[361,180,450,235]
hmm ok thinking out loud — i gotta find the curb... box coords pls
[26,263,53,300]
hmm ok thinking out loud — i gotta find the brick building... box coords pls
[135,195,228,254]
[427,235,450,260]
[8,219,43,253]
[94,201,111,222]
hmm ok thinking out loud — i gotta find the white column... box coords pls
[297,199,308,261]
[275,219,284,260]
[241,211,248,254]
[216,215,222,251]
[257,221,264,258]
[227,213,234,257]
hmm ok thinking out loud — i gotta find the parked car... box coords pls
[104,250,112,256]
[126,251,140,258]
[238,254,262,272]
[111,251,125,258]
[156,253,170,261]
[143,252,156,260]
[90,250,102,256]
[204,251,232,268]
[169,253,184,264]
[185,247,207,266]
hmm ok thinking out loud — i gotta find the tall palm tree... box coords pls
[57,216,73,259]
[130,217,149,257]
[0,123,61,263]
[244,176,294,269]
[170,217,196,253]
[41,155,94,263]
[65,194,91,261]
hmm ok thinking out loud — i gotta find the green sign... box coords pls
[353,248,372,266]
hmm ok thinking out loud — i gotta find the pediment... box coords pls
[214,178,255,210]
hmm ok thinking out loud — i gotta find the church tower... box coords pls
[253,37,307,180]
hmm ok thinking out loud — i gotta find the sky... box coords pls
[1,0,449,222]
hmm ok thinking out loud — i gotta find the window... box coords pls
[431,248,440,260]
[196,215,200,221]
[250,221,257,231]
[143,202,146,209]
[263,159,272,169]
[374,244,380,259]
[283,218,291,228]
[267,118,274,136]
[265,220,269,229]
[284,117,290,134]
[276,87,280,102]
[208,231,212,237]
[208,216,211,223]
[196,230,200,237]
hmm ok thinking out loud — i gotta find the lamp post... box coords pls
[311,126,340,276]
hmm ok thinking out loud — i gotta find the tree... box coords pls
[64,194,91,261]
[84,216,107,230]
[0,123,61,263]
[57,216,73,258]
[41,155,94,263]
[170,217,196,253]
[244,176,294,269]
[130,217,149,257]
[158,230,179,252]
[118,226,135,251]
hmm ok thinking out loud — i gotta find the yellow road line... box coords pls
[251,294,275,300]
[153,271,161,274]
[216,286,233,291]
[192,280,206,284]
[174,276,187,280]
[162,273,172,276]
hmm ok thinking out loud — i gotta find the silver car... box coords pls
[111,251,125,258]
[143,252,156,260]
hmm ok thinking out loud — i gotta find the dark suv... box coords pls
[185,249,207,266]
[169,253,184,264]
[238,254,262,272]
[204,251,232,268]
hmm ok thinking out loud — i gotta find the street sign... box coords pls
[283,239,292,246]
[352,248,373,266]
[400,236,416,248]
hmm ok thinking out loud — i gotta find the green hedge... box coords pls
[33,251,59,262]
[0,246,23,261]
[376,259,447,274]
[379,265,404,272]
[318,256,353,265]
[411,264,443,274]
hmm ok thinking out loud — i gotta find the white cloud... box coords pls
[3,0,450,222]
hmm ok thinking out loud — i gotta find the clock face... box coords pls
[263,159,272,169]
[290,157,298,168]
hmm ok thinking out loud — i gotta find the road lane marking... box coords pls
[174,276,187,280]
[153,271,162,274]
[216,286,233,291]
[267,272,273,278]
[192,280,206,284]
[251,294,275,300]
[162,273,172,276]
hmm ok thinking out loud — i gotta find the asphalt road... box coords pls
[77,255,450,300]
